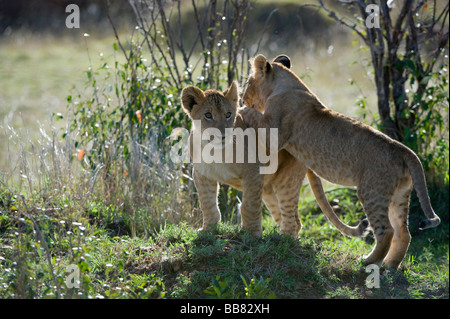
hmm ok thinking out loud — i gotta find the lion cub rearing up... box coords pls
[181,81,367,238]
[241,54,440,269]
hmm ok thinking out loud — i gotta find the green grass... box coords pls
[1,200,447,299]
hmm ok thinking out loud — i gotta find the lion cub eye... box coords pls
[226,112,232,119]
[204,112,213,120]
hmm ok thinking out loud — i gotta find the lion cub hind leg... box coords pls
[384,180,413,269]
[270,158,305,237]
[358,186,394,267]
[262,184,282,227]
[273,179,303,237]
[193,170,221,231]
[241,175,265,237]
[263,182,302,237]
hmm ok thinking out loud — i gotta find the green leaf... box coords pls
[420,75,431,85]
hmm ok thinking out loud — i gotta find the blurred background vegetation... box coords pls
[0,0,448,299]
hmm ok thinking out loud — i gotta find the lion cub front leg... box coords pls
[193,169,221,230]
[239,107,263,130]
[241,175,265,237]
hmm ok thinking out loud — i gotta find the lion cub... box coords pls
[241,54,440,268]
[181,81,368,238]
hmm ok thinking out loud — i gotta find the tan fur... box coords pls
[181,82,367,238]
[241,54,440,268]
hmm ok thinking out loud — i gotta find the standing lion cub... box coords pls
[241,54,440,269]
[181,81,368,238]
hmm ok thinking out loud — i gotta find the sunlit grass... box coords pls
[0,33,125,169]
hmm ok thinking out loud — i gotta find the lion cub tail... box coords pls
[306,170,369,238]
[403,149,441,230]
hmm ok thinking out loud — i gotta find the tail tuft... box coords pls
[418,217,441,230]
[357,218,370,237]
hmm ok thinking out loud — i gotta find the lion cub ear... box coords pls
[181,86,205,115]
[223,81,239,108]
[273,55,291,69]
[253,54,271,76]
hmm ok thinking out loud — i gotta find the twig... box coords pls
[316,0,367,41]
[253,8,278,56]
[156,0,182,87]
[107,0,129,63]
